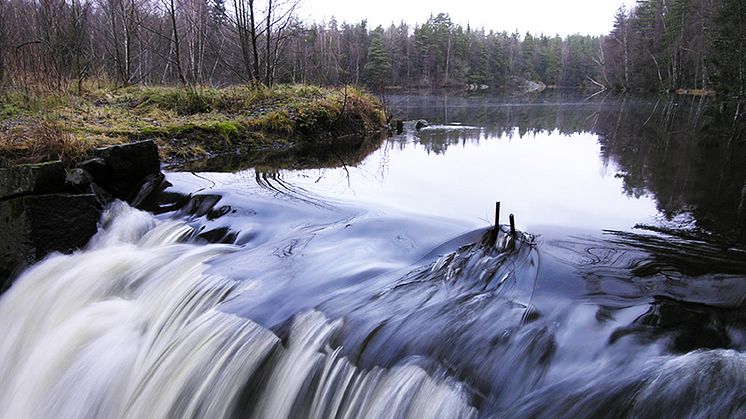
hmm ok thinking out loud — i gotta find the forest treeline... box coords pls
[0,0,743,96]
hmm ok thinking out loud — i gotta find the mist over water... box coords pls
[1,92,745,418]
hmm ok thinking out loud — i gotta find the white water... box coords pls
[0,201,476,419]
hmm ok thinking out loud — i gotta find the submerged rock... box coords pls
[395,119,404,134]
[389,119,404,135]
[0,161,65,200]
[130,172,167,209]
[197,226,238,244]
[179,194,223,218]
[0,193,101,291]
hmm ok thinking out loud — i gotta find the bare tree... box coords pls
[264,0,297,85]
[100,0,139,84]
[0,0,6,84]
[230,0,260,82]
[162,0,187,84]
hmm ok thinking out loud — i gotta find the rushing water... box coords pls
[1,92,746,418]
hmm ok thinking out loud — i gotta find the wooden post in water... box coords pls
[509,214,516,238]
[491,201,501,246]
[508,214,517,250]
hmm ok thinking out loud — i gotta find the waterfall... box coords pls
[0,201,476,419]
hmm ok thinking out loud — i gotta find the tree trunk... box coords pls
[264,0,272,85]
[109,0,126,84]
[249,0,260,83]
[168,0,187,85]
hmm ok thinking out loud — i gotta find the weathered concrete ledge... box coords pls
[0,193,100,290]
[0,161,66,200]
[0,140,165,292]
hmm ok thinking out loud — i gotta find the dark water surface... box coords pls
[2,92,746,418]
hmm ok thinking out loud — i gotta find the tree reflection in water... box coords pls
[391,92,746,244]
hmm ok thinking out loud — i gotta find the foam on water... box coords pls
[0,201,476,419]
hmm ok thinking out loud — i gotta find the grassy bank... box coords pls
[0,84,387,167]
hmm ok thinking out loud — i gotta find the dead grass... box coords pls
[0,119,114,166]
[0,84,387,166]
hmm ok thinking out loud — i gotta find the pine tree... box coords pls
[363,26,391,90]
[521,32,537,79]
[712,0,746,97]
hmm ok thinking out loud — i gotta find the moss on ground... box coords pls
[0,84,387,166]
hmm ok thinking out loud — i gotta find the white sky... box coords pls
[298,0,637,36]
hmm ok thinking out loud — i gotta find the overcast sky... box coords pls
[297,0,636,36]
